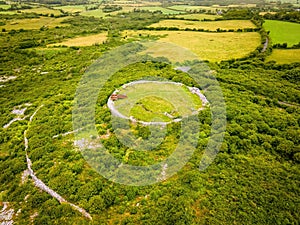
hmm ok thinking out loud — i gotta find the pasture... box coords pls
[149,19,256,31]
[174,13,221,20]
[80,9,108,18]
[19,7,62,16]
[53,5,86,13]
[139,6,184,14]
[0,17,70,30]
[0,4,10,10]
[168,5,217,12]
[266,49,300,64]
[263,20,300,47]
[123,30,261,62]
[114,82,202,122]
[49,33,107,47]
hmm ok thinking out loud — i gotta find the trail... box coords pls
[262,37,269,53]
[24,105,92,221]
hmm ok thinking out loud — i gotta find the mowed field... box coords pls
[0,17,70,30]
[0,4,10,10]
[266,49,300,64]
[263,20,300,47]
[123,30,261,62]
[149,19,256,31]
[139,6,184,14]
[19,7,62,16]
[53,5,86,13]
[168,5,218,12]
[174,13,221,20]
[49,33,107,47]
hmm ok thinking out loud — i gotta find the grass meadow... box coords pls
[20,7,62,16]
[114,82,202,122]
[0,17,70,30]
[174,13,221,20]
[263,20,300,47]
[48,33,107,47]
[53,5,86,13]
[123,30,261,62]
[266,49,300,64]
[149,19,257,31]
[139,6,184,14]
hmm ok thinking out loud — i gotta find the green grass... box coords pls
[149,19,256,31]
[263,20,300,47]
[123,30,261,62]
[168,5,218,12]
[0,4,10,10]
[139,6,184,15]
[20,7,62,16]
[48,33,107,47]
[114,82,203,122]
[0,17,70,30]
[80,9,108,18]
[53,5,86,13]
[174,13,221,20]
[266,49,300,64]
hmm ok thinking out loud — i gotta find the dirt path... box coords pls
[262,37,269,53]
[24,105,92,221]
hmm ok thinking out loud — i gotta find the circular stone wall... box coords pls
[107,80,208,125]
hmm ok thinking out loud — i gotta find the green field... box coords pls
[114,82,202,122]
[169,5,217,11]
[0,4,10,10]
[53,5,86,13]
[49,33,107,47]
[0,17,70,30]
[124,30,261,62]
[20,7,62,16]
[267,49,300,64]
[80,9,108,18]
[174,13,221,20]
[149,19,256,31]
[263,20,300,47]
[139,6,184,14]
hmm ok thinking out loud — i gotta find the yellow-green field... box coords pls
[80,9,108,18]
[139,6,184,14]
[49,33,107,47]
[266,49,300,64]
[0,4,10,10]
[174,13,221,20]
[19,7,62,16]
[0,17,70,30]
[53,5,86,13]
[168,5,218,12]
[169,4,256,12]
[123,30,261,62]
[149,19,256,31]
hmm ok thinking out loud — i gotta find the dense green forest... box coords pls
[0,1,299,224]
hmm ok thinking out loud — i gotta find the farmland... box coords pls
[139,6,184,14]
[263,20,300,47]
[123,30,261,62]
[53,5,87,13]
[267,49,300,64]
[174,13,221,20]
[0,17,70,30]
[49,33,107,47]
[19,7,62,16]
[149,19,257,31]
[0,2,299,225]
